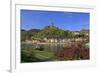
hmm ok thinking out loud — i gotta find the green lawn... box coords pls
[34,50,54,60]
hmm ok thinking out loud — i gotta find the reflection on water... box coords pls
[21,42,89,53]
[37,44,66,52]
[21,43,67,52]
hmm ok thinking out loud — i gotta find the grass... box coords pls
[34,50,54,60]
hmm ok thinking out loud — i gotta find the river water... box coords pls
[21,43,67,52]
[21,42,89,53]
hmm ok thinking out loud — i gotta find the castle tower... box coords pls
[49,22,54,28]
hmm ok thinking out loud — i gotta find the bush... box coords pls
[56,42,89,60]
[21,48,36,62]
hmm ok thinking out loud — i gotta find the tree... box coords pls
[21,47,35,62]
[79,31,87,42]
[36,26,68,39]
[21,30,28,41]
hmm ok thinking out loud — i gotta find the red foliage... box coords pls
[56,42,89,60]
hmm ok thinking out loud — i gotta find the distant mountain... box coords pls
[28,29,41,32]
[21,29,41,32]
[80,29,89,33]
[21,29,27,32]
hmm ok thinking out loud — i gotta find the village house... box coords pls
[43,37,68,43]
[73,31,80,35]
[25,40,32,44]
[32,38,41,43]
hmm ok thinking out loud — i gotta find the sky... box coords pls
[21,9,89,31]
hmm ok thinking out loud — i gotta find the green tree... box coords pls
[21,30,28,41]
[21,47,35,62]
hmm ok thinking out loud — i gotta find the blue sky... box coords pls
[21,9,89,31]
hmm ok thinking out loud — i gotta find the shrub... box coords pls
[56,42,89,60]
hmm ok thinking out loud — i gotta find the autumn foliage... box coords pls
[55,42,89,60]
